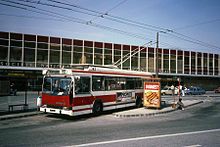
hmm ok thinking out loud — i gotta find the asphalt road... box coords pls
[0,97,219,147]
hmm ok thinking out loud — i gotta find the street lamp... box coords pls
[155,32,159,78]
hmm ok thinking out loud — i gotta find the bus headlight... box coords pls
[42,105,47,108]
[63,107,72,110]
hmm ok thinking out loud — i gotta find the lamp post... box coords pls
[155,30,172,78]
[155,32,159,78]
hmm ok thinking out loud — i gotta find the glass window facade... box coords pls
[114,44,121,68]
[104,43,112,65]
[209,54,213,75]
[140,47,147,72]
[83,41,93,64]
[214,54,219,75]
[191,52,196,74]
[163,49,169,73]
[177,51,183,74]
[37,35,48,67]
[62,38,72,67]
[122,45,130,70]
[94,42,103,65]
[0,31,219,77]
[10,33,22,66]
[184,51,190,74]
[131,46,139,71]
[158,49,162,73]
[197,52,202,75]
[0,32,9,63]
[170,50,176,73]
[203,53,208,75]
[148,47,155,72]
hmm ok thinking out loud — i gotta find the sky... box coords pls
[0,0,220,54]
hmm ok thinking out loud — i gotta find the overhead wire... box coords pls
[16,0,160,32]
[88,0,128,24]
[44,0,220,52]
[0,0,86,23]
[45,0,167,32]
[1,0,220,53]
[172,31,220,50]
[174,18,220,30]
[160,32,220,53]
[0,0,151,41]
[0,13,68,21]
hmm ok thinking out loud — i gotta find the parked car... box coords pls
[161,86,179,95]
[214,87,220,93]
[185,86,206,95]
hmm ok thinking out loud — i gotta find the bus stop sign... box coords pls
[144,82,161,108]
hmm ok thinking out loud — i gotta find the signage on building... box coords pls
[143,82,161,108]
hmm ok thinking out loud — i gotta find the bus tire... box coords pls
[135,96,143,108]
[92,100,103,116]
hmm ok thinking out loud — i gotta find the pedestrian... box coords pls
[182,85,185,97]
[171,85,175,96]
[179,84,182,96]
[177,98,184,110]
[10,82,17,96]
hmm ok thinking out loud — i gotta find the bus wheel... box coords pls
[93,101,103,115]
[136,96,143,108]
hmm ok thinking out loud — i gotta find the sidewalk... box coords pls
[0,110,42,120]
[0,100,203,120]
[0,91,39,113]
[113,100,203,118]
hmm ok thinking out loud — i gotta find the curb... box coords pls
[0,101,205,120]
[0,111,43,121]
[113,101,204,118]
[184,100,204,108]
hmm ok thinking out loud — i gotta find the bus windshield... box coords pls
[43,77,72,95]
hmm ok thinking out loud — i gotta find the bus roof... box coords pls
[43,65,153,78]
[73,66,152,78]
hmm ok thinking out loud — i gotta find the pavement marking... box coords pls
[71,128,220,147]
[184,145,201,147]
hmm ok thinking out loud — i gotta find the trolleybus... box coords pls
[40,65,153,116]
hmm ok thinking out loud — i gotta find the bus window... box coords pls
[105,77,126,90]
[75,77,91,94]
[126,78,135,90]
[118,78,126,90]
[105,77,117,90]
[92,76,105,91]
[43,78,52,92]
[135,79,143,89]
[43,77,71,95]
[59,79,71,93]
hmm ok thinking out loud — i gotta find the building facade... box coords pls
[0,31,219,90]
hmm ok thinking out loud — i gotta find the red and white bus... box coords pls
[40,65,152,116]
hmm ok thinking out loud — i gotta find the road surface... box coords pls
[0,96,219,146]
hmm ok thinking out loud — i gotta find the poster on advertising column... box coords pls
[144,82,161,108]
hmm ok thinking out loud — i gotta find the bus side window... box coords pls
[92,76,105,91]
[75,77,91,94]
[135,79,143,89]
[126,78,135,90]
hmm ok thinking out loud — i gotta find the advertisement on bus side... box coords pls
[116,91,135,102]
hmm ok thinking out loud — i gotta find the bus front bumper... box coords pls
[40,107,74,116]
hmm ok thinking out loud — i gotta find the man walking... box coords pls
[171,85,175,96]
